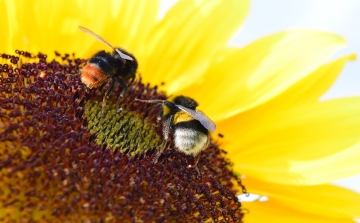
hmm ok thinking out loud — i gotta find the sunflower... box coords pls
[1,0,360,222]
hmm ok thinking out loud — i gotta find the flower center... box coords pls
[0,50,246,222]
[84,101,162,156]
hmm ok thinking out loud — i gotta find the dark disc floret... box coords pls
[0,50,246,222]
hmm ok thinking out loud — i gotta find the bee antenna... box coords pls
[134,98,164,104]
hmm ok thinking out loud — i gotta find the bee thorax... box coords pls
[174,128,208,156]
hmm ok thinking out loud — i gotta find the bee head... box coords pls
[168,95,198,109]
[135,96,199,117]
[160,95,197,117]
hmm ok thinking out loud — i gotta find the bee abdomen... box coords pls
[81,63,108,88]
[174,127,208,156]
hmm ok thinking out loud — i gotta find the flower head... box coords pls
[0,51,247,222]
[2,0,360,222]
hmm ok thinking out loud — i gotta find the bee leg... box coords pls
[194,154,201,166]
[153,138,170,164]
[194,166,201,177]
[101,79,116,114]
[155,116,161,127]
[116,78,128,105]
[188,154,201,176]
[189,137,210,176]
[128,75,136,87]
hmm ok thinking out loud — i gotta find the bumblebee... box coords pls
[136,95,216,167]
[78,26,138,112]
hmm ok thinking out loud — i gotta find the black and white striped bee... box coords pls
[136,95,216,167]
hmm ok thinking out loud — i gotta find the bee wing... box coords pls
[114,49,134,61]
[79,26,115,49]
[176,105,216,132]
[78,26,133,61]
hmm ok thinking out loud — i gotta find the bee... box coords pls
[78,26,138,112]
[135,95,216,168]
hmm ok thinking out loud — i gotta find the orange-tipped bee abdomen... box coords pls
[81,63,108,89]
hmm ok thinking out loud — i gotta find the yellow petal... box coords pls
[221,97,360,185]
[269,54,356,105]
[205,55,360,184]
[290,141,360,185]
[0,1,11,49]
[180,30,346,121]
[1,0,160,59]
[244,200,356,223]
[243,177,360,220]
[141,0,250,92]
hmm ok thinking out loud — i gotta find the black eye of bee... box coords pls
[163,101,179,113]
